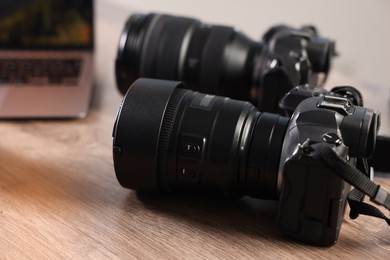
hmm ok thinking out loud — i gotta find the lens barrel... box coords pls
[113,78,289,200]
[116,13,259,103]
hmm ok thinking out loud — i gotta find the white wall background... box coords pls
[100,0,390,88]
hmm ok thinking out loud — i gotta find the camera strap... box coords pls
[311,143,390,225]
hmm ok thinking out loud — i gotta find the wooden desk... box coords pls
[1,1,389,258]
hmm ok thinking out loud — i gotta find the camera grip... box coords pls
[277,156,349,246]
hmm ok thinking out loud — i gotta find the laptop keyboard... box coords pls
[0,59,82,86]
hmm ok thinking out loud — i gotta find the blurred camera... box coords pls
[112,78,379,246]
[115,13,336,112]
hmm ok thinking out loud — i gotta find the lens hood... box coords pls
[113,78,184,191]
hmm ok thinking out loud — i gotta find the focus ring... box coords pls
[157,88,188,192]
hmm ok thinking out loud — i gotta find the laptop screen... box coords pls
[0,0,93,50]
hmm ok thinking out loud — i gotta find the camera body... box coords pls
[112,79,378,246]
[255,25,335,112]
[277,88,378,245]
[278,94,358,245]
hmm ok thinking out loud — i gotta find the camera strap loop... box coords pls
[311,143,390,226]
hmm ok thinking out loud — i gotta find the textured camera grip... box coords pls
[277,157,349,246]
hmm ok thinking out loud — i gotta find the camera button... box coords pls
[180,142,202,159]
[180,168,195,177]
[178,167,198,183]
[179,135,205,160]
[322,133,342,145]
[184,143,201,154]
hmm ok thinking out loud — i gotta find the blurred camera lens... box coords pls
[113,78,289,199]
[116,13,336,112]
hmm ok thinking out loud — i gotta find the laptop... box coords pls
[0,0,94,118]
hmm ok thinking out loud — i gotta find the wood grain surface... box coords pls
[1,1,389,259]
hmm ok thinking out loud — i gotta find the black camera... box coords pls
[115,13,336,112]
[112,78,379,246]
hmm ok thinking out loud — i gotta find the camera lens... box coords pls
[116,13,259,103]
[113,78,289,200]
[116,13,336,113]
